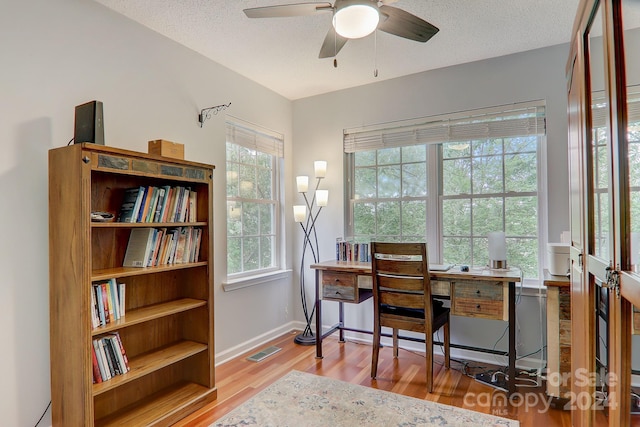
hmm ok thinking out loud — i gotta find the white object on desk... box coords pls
[488,231,507,269]
[547,243,570,276]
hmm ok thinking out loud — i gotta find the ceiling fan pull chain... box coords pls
[334,24,338,68]
[374,30,378,77]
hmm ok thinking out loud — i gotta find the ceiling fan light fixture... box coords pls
[332,1,379,39]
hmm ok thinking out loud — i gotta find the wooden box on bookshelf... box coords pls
[49,143,216,426]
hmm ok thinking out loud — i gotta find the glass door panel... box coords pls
[622,0,640,421]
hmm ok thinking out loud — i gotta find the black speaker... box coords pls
[74,100,104,145]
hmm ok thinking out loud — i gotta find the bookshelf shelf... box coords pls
[91,298,207,335]
[95,382,214,427]
[91,221,208,228]
[91,261,208,282]
[92,340,208,395]
[49,144,216,426]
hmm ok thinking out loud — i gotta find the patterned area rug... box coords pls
[211,370,519,427]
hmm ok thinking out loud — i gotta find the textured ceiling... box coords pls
[94,0,582,100]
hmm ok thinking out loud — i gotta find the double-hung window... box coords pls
[345,101,546,281]
[225,119,284,280]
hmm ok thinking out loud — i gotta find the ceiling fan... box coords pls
[243,0,439,59]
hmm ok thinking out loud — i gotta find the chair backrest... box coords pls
[371,242,433,331]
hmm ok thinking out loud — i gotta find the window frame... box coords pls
[344,102,548,284]
[223,118,287,290]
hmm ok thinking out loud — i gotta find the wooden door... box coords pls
[567,0,640,425]
[568,30,595,426]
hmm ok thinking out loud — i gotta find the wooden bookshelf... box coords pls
[49,144,216,426]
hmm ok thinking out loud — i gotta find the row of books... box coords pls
[91,278,126,329]
[336,239,371,262]
[92,332,130,383]
[123,226,203,268]
[117,185,197,223]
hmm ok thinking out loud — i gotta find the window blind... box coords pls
[226,118,284,158]
[591,97,640,127]
[343,101,546,153]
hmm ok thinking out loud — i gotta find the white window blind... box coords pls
[343,101,546,153]
[226,117,284,158]
[591,97,640,127]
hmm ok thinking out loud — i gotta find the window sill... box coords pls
[222,269,292,292]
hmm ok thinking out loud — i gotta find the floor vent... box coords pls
[247,346,282,362]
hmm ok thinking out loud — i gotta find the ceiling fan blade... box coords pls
[318,27,349,58]
[377,5,439,43]
[244,2,332,18]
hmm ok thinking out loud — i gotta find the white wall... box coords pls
[1,0,585,425]
[0,1,296,425]
[292,43,571,366]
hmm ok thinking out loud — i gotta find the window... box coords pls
[226,119,284,279]
[345,102,546,280]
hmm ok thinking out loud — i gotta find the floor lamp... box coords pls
[293,161,328,345]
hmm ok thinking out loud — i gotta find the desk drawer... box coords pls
[322,271,357,302]
[451,280,506,320]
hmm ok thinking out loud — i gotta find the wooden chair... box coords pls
[370,242,450,392]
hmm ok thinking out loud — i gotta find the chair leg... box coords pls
[444,321,450,369]
[426,336,433,393]
[392,328,399,358]
[371,324,381,379]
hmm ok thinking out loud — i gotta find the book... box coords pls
[157,232,170,266]
[108,336,126,375]
[118,282,126,317]
[152,187,166,222]
[100,282,111,324]
[123,228,155,267]
[91,345,102,383]
[171,187,185,222]
[90,285,100,329]
[193,228,202,263]
[150,228,166,266]
[145,228,159,267]
[92,339,108,381]
[157,185,172,222]
[94,284,106,326]
[174,227,188,264]
[166,230,178,264]
[100,337,118,376]
[188,190,197,222]
[108,278,120,320]
[178,187,191,222]
[135,187,150,223]
[117,187,143,223]
[108,333,130,373]
[96,339,112,380]
[131,186,146,223]
[145,187,159,222]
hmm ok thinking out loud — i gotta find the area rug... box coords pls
[211,370,518,427]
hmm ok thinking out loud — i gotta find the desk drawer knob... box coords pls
[476,290,481,295]
[476,304,481,309]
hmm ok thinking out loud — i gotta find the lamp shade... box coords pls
[314,160,327,178]
[296,175,309,193]
[293,205,307,222]
[316,190,328,207]
[332,1,379,39]
[488,231,507,269]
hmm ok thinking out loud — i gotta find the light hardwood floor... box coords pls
[176,331,620,427]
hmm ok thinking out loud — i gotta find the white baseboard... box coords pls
[215,321,305,366]
[215,323,546,375]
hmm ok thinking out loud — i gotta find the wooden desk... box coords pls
[311,260,522,395]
